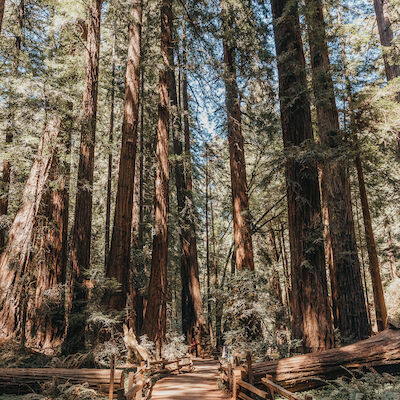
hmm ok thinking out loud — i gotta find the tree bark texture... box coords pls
[66,0,102,353]
[0,116,61,339]
[305,0,370,340]
[142,0,172,353]
[106,0,142,312]
[355,155,388,331]
[221,1,255,272]
[25,106,72,352]
[271,0,334,352]
[247,328,400,392]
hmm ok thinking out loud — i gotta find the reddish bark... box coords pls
[106,0,142,312]
[305,0,370,340]
[271,0,334,352]
[221,1,255,272]
[65,0,103,353]
[142,0,172,353]
[0,117,61,339]
[25,106,72,352]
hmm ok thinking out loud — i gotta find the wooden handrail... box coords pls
[261,376,312,400]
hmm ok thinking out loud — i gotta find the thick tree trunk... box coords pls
[0,116,61,339]
[25,106,72,352]
[305,0,370,340]
[65,0,102,354]
[271,0,334,352]
[106,0,142,312]
[105,34,116,268]
[247,328,400,392]
[221,1,255,272]
[181,37,207,349]
[142,0,172,353]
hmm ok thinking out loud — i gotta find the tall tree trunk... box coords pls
[106,0,142,313]
[134,68,145,336]
[271,0,334,352]
[221,0,254,272]
[25,105,72,352]
[305,0,370,340]
[355,157,388,331]
[181,33,207,349]
[105,34,116,268]
[1,0,24,251]
[0,116,61,339]
[142,0,172,354]
[65,0,103,354]
[205,150,212,330]
[337,10,388,331]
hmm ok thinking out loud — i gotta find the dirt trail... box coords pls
[150,358,230,399]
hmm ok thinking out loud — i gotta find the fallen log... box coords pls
[245,328,400,391]
[0,368,124,394]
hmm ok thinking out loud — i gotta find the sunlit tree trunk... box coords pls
[0,117,61,339]
[106,0,142,313]
[305,0,370,340]
[25,105,72,352]
[65,0,103,354]
[142,0,172,354]
[221,0,254,271]
[271,0,334,352]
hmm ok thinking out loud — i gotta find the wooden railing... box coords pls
[123,355,193,400]
[219,355,312,400]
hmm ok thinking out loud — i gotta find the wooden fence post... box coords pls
[246,352,254,385]
[109,354,116,400]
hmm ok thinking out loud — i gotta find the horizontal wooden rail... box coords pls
[261,376,312,400]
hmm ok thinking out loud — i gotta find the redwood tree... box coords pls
[142,0,172,353]
[221,0,255,271]
[304,0,370,340]
[25,104,72,351]
[0,116,61,339]
[0,0,4,33]
[65,0,103,353]
[271,0,334,352]
[106,0,142,313]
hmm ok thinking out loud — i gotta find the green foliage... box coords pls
[308,372,400,399]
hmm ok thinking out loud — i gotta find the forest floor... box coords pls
[149,358,230,399]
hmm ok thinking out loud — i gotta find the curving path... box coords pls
[150,358,230,400]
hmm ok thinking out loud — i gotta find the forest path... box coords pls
[150,358,230,399]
